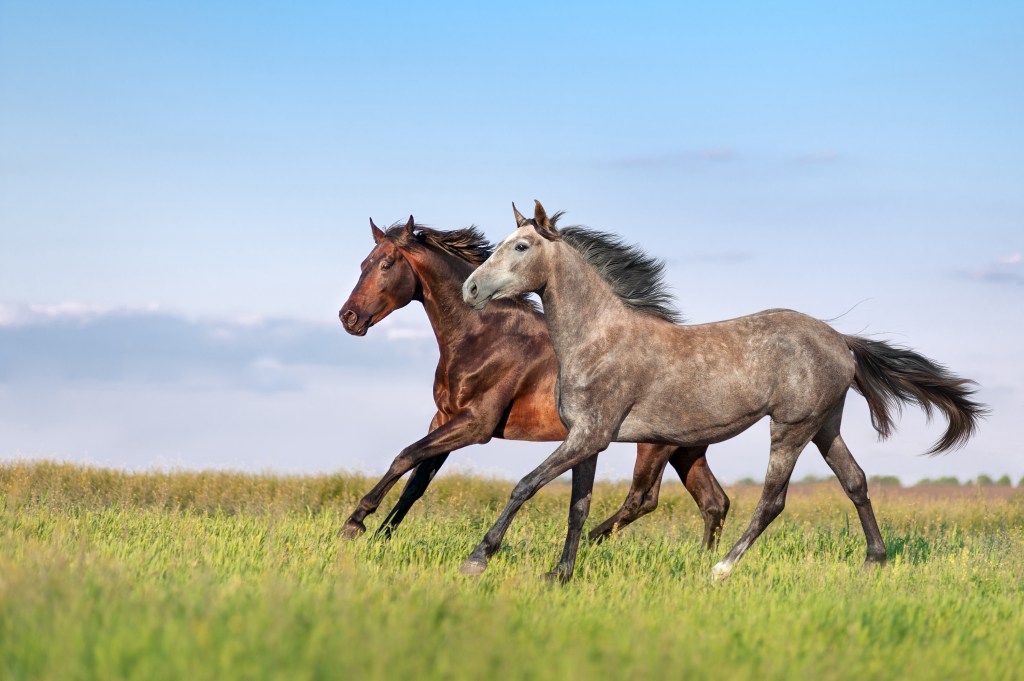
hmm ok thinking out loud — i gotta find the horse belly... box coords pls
[615,398,766,447]
[611,341,772,442]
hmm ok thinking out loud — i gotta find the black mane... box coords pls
[385,221,539,312]
[385,222,493,265]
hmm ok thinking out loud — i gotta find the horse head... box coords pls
[339,216,420,335]
[463,200,559,309]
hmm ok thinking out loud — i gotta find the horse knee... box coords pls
[509,479,535,506]
[391,446,422,472]
[568,498,593,525]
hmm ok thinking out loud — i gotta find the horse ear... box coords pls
[404,215,416,238]
[512,202,528,227]
[533,200,560,240]
[370,218,385,244]
[533,200,551,228]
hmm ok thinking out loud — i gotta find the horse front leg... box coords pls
[459,427,612,577]
[373,453,450,540]
[373,413,450,540]
[339,410,491,539]
[545,454,598,583]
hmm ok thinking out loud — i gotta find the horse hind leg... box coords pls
[813,400,887,565]
[587,444,670,543]
[712,419,815,581]
[670,446,730,551]
[587,444,730,551]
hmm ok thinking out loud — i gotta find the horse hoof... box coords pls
[711,561,733,582]
[339,520,366,540]
[541,569,572,584]
[864,553,887,567]
[459,558,488,576]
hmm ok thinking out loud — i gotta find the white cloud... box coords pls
[0,301,162,327]
[995,253,1021,266]
[2,299,1020,483]
[0,302,434,388]
[964,254,1024,286]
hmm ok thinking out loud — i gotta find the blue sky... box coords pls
[1,1,1022,483]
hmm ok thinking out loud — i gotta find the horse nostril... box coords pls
[341,309,358,327]
[469,283,478,299]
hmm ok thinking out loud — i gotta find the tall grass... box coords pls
[2,461,1022,680]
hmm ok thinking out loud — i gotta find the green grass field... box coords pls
[1,461,1022,681]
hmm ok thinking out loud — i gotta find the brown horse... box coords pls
[461,201,986,581]
[337,216,730,549]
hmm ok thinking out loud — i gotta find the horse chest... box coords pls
[432,359,482,414]
[554,373,606,426]
[432,362,455,413]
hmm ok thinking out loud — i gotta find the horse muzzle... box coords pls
[462,278,491,310]
[339,307,370,336]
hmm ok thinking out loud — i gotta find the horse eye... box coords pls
[380,261,392,271]
[515,243,529,252]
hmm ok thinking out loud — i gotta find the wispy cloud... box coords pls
[962,253,1024,286]
[0,302,163,327]
[995,253,1022,266]
[0,303,435,389]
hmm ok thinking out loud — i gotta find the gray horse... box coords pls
[460,201,985,581]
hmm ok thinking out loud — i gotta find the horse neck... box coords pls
[404,246,482,352]
[540,242,627,356]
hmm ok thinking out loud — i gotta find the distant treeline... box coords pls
[734,474,1022,487]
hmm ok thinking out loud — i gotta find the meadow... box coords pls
[1,461,1021,681]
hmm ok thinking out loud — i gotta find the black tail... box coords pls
[845,336,988,455]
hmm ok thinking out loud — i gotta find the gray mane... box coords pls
[557,220,683,324]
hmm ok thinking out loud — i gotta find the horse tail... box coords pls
[844,335,987,455]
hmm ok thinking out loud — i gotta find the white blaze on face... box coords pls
[496,231,520,249]
[495,225,532,252]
